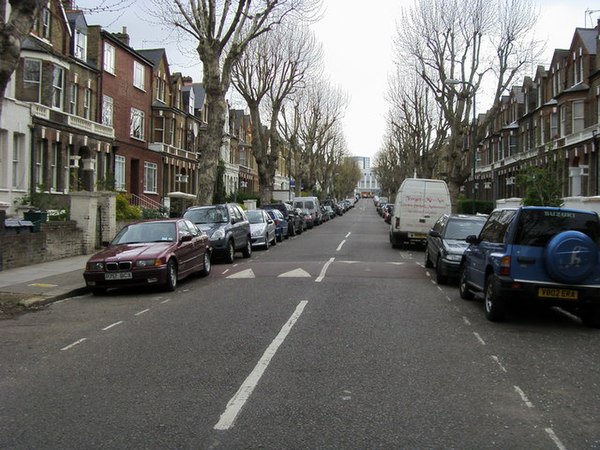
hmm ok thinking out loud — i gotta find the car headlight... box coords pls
[136,259,161,268]
[212,228,225,239]
[87,262,104,271]
[252,229,262,237]
[444,254,462,262]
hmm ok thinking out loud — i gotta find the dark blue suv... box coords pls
[459,206,600,327]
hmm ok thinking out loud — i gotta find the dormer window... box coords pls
[572,48,583,85]
[74,30,87,61]
[41,7,51,40]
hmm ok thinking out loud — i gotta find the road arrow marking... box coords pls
[227,269,255,279]
[278,268,311,278]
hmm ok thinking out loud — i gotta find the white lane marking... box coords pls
[463,317,471,326]
[387,262,405,265]
[222,269,230,275]
[514,385,534,408]
[214,300,308,430]
[227,269,255,279]
[61,338,87,351]
[473,332,486,345]
[102,321,124,331]
[278,268,311,278]
[336,240,346,251]
[135,308,151,316]
[345,232,351,238]
[491,355,507,372]
[161,299,171,304]
[545,428,568,450]
[425,271,431,278]
[315,257,335,283]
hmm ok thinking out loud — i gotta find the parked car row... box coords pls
[382,198,600,328]
[84,198,356,295]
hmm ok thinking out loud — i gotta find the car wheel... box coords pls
[264,234,270,250]
[272,232,277,246]
[225,240,235,263]
[580,305,600,328]
[91,288,106,296]
[424,247,434,268]
[165,259,178,291]
[435,258,446,285]
[484,274,506,321]
[459,266,474,300]
[200,251,211,276]
[242,238,252,258]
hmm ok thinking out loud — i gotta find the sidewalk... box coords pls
[0,255,90,311]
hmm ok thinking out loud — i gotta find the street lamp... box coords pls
[445,78,477,213]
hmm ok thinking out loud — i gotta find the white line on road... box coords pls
[336,240,346,251]
[161,299,171,304]
[545,428,568,450]
[473,332,486,345]
[345,232,351,238]
[135,308,150,316]
[315,257,335,282]
[491,355,507,372]
[102,321,124,331]
[463,316,471,326]
[61,338,87,351]
[514,385,534,408]
[214,300,308,430]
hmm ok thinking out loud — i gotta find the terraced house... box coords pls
[473,20,600,204]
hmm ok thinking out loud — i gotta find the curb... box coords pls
[18,287,90,308]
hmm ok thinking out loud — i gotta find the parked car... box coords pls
[293,208,307,232]
[425,214,487,284]
[323,205,335,221]
[264,208,289,242]
[183,203,251,263]
[247,209,277,249]
[459,206,600,326]
[383,205,394,224]
[293,196,322,225]
[83,218,211,295]
[262,202,299,236]
[300,208,314,229]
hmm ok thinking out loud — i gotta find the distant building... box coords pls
[352,156,379,197]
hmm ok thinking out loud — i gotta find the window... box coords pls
[41,7,51,39]
[572,100,584,133]
[157,75,165,102]
[130,108,145,140]
[103,43,115,74]
[23,58,41,102]
[144,161,157,193]
[550,112,558,139]
[559,104,566,137]
[35,141,43,186]
[52,66,64,109]
[69,83,78,115]
[50,142,58,191]
[115,155,126,190]
[133,61,145,90]
[12,133,25,189]
[82,88,91,119]
[74,30,87,61]
[102,95,113,126]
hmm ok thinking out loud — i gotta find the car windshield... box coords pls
[184,206,228,224]
[247,210,265,224]
[445,219,486,240]
[112,222,177,244]
[514,209,600,246]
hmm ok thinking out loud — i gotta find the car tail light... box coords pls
[395,218,400,228]
[499,256,511,276]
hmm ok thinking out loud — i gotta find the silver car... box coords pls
[247,209,277,249]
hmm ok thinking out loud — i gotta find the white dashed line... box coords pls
[315,257,335,282]
[135,308,150,316]
[102,321,123,331]
[345,232,351,238]
[161,299,171,304]
[336,240,346,251]
[491,355,507,372]
[514,385,534,408]
[473,332,486,345]
[545,428,568,450]
[462,316,471,326]
[214,300,308,430]
[61,338,87,351]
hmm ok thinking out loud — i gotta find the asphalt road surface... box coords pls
[1,201,599,449]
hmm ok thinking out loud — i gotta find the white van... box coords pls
[389,178,451,248]
[293,196,321,224]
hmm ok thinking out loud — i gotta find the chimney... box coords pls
[62,0,74,10]
[182,76,193,86]
[113,27,130,46]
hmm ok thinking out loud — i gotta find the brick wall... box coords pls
[0,221,84,271]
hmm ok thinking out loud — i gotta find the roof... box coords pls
[136,48,166,68]
[191,83,206,110]
[575,28,598,55]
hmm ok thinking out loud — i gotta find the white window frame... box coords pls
[50,142,58,192]
[572,100,584,133]
[82,88,91,119]
[115,155,126,191]
[42,8,51,39]
[133,61,145,90]
[103,43,115,74]
[52,66,64,109]
[102,95,113,126]
[130,108,145,140]
[23,58,41,103]
[69,83,78,115]
[74,30,87,61]
[12,133,24,189]
[144,161,158,193]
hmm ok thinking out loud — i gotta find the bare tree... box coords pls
[0,0,42,120]
[395,0,541,209]
[154,0,320,204]
[232,23,321,204]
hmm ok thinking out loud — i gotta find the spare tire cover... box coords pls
[545,231,598,283]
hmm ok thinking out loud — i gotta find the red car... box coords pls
[83,219,211,295]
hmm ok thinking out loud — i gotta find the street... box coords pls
[1,202,599,449]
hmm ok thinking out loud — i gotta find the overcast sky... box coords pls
[76,0,600,159]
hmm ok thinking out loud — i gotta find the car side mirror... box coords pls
[101,241,110,247]
[181,234,193,242]
[231,218,236,225]
[428,230,441,238]
[465,235,479,244]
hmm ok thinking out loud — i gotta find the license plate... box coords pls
[408,233,426,239]
[105,272,133,280]
[538,287,578,300]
